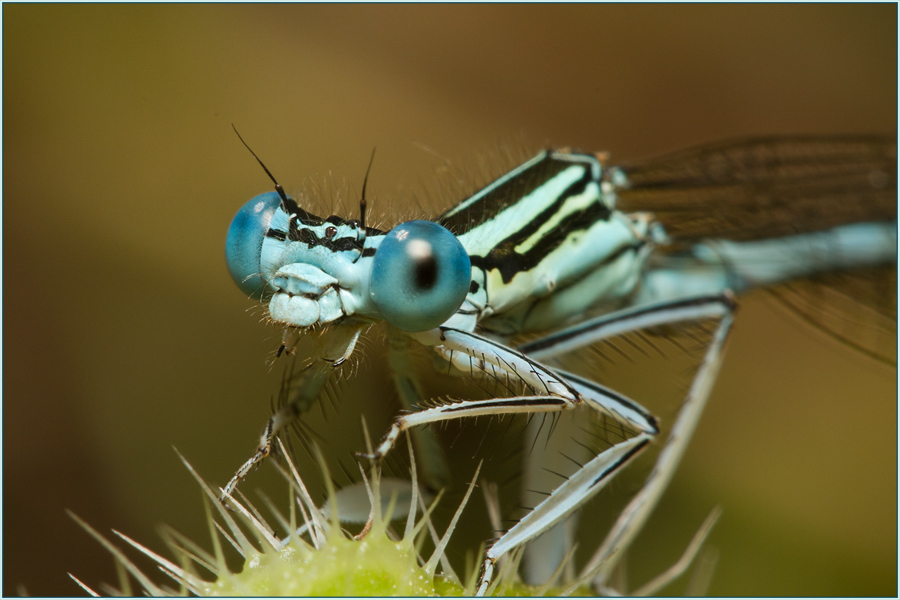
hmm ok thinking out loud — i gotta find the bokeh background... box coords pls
[4,4,896,596]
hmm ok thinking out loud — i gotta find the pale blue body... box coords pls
[224,139,897,594]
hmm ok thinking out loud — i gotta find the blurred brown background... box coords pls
[4,5,896,596]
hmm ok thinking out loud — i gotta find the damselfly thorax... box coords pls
[223,136,896,595]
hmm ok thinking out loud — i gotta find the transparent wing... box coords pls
[616,136,897,363]
[768,266,897,364]
[616,136,896,243]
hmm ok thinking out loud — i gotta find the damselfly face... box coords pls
[225,191,472,335]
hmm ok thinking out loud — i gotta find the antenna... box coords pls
[359,147,376,231]
[232,124,289,206]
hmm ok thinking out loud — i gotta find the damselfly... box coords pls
[223,135,896,594]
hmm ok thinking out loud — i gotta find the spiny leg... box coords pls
[517,366,661,585]
[221,363,332,500]
[360,326,659,594]
[582,310,734,589]
[476,293,735,594]
[520,367,662,585]
[519,293,735,361]
[515,293,735,591]
[365,326,586,461]
[472,376,660,594]
[366,294,732,594]
[478,434,653,595]
[515,296,729,583]
[221,324,364,501]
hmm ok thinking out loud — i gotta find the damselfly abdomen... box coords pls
[224,135,896,594]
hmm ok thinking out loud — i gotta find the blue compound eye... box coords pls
[370,220,472,332]
[225,191,283,300]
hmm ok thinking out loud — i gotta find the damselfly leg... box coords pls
[360,294,735,594]
[220,323,365,500]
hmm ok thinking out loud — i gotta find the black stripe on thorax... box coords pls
[492,173,595,249]
[438,152,586,235]
[469,200,613,284]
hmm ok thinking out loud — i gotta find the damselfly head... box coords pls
[228,134,473,336]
